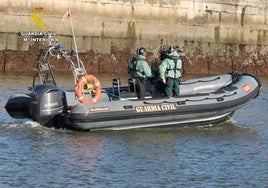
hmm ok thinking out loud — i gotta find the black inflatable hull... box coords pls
[63,72,261,130]
[5,72,262,131]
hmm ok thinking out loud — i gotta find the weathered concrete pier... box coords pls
[0,0,268,75]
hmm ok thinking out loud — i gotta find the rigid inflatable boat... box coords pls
[5,45,262,130]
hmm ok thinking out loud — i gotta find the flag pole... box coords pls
[68,8,81,69]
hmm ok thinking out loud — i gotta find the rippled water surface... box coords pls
[0,73,267,187]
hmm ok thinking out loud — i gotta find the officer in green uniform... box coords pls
[158,46,182,96]
[128,47,152,99]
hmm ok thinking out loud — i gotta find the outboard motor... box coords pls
[30,85,67,127]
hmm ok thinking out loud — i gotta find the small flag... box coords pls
[62,8,70,21]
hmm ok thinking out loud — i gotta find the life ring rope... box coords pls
[75,74,102,103]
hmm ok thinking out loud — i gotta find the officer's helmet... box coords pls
[137,47,147,55]
[168,46,176,53]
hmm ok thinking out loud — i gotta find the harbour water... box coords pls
[0,73,267,187]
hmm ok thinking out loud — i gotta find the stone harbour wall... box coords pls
[0,0,268,75]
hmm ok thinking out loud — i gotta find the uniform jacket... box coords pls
[128,55,152,78]
[159,51,182,79]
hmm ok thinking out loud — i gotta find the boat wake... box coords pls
[24,120,42,128]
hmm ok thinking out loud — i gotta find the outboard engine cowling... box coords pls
[30,85,67,127]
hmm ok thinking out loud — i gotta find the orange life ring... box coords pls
[75,74,102,103]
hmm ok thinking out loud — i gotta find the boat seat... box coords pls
[112,78,121,98]
[128,78,136,92]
